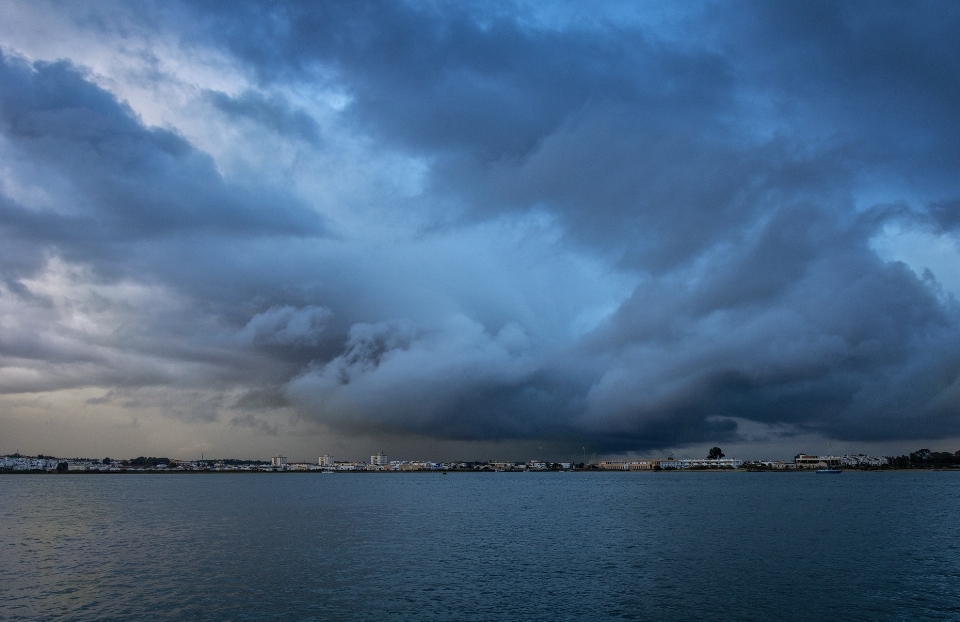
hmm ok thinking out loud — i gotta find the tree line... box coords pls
[889,449,960,468]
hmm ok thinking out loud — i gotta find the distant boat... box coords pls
[818,442,841,473]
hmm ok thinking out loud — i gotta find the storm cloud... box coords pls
[1,0,959,458]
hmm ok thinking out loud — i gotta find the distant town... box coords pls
[2,448,959,473]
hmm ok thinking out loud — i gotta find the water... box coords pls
[2,471,959,621]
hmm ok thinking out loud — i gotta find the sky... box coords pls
[1,0,959,462]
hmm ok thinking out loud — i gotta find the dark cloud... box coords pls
[0,52,325,256]
[85,390,114,405]
[928,200,960,232]
[205,89,322,143]
[193,1,671,157]
[230,413,279,435]
[2,1,960,455]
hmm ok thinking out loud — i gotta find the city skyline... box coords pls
[1,447,932,471]
[2,2,960,461]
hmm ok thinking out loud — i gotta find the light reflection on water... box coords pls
[2,472,959,621]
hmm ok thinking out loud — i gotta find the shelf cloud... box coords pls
[1,1,959,457]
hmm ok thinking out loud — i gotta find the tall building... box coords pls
[318,455,332,467]
[271,455,287,468]
[370,452,387,466]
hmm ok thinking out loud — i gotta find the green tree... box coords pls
[707,447,725,460]
[910,449,932,465]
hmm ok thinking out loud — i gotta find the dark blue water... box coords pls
[2,471,959,621]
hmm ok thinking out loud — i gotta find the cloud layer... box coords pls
[1,0,960,456]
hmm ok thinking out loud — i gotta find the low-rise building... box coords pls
[761,460,797,469]
[656,458,742,469]
[794,454,836,468]
[598,460,655,470]
[839,454,889,467]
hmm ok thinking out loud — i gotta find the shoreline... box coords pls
[2,467,956,475]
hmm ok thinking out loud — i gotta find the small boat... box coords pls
[817,443,841,473]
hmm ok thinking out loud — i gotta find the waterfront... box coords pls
[3,472,959,621]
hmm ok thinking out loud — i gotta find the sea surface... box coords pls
[2,471,959,621]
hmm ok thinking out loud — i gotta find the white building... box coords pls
[840,454,889,467]
[271,455,287,468]
[794,454,839,467]
[598,460,656,470]
[658,458,742,469]
[370,452,387,466]
[319,455,333,467]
